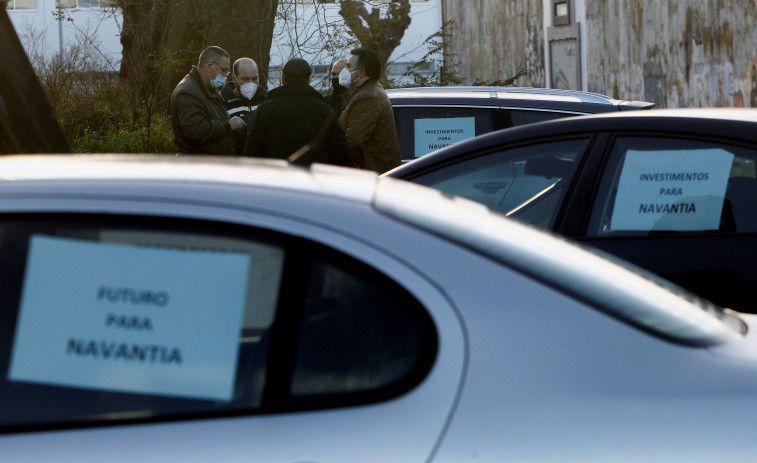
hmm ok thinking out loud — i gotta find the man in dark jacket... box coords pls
[244,58,348,167]
[169,46,245,155]
[339,48,400,173]
[221,57,267,154]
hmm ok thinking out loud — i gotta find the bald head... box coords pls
[331,58,348,78]
[233,58,259,87]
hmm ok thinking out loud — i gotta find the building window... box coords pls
[552,0,571,26]
[6,0,38,9]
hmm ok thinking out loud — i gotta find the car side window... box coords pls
[290,255,435,401]
[411,138,590,230]
[588,137,757,236]
[393,106,504,159]
[0,216,436,432]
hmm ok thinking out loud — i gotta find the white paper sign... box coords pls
[610,149,734,231]
[414,117,476,157]
[9,235,250,401]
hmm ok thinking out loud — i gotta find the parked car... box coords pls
[387,86,654,162]
[385,108,757,314]
[2,155,757,461]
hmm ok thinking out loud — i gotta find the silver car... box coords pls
[1,155,755,462]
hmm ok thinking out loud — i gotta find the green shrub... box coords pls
[71,115,175,154]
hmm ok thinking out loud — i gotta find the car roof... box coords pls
[387,86,655,111]
[385,107,757,176]
[0,154,380,203]
[0,154,737,347]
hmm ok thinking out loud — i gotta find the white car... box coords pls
[1,155,756,462]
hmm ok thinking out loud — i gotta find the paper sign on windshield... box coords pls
[414,117,475,157]
[8,235,250,401]
[610,149,734,231]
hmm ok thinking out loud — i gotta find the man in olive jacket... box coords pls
[170,46,245,155]
[243,58,348,166]
[338,48,400,173]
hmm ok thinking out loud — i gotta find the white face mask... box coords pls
[338,67,354,87]
[240,82,257,100]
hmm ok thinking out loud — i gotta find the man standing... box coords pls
[338,48,400,173]
[244,58,348,166]
[169,46,245,155]
[324,58,349,115]
[221,57,267,154]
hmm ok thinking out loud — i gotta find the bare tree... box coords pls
[338,0,411,73]
[272,0,415,86]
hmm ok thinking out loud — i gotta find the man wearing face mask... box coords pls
[338,48,400,173]
[169,46,245,155]
[324,58,349,115]
[221,57,267,154]
[243,58,348,166]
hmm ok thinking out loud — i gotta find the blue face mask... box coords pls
[211,72,227,89]
[210,63,227,89]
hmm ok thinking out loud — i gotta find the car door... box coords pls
[573,134,757,313]
[0,188,465,462]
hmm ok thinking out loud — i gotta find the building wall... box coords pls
[442,0,545,86]
[584,0,757,108]
[444,0,757,108]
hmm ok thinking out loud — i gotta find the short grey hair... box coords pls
[198,46,229,67]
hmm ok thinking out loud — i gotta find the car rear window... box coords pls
[0,215,436,432]
[393,106,505,159]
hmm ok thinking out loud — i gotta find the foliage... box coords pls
[71,115,174,153]
[21,20,173,153]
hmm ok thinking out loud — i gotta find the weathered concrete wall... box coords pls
[443,0,545,86]
[445,0,757,108]
[585,1,757,108]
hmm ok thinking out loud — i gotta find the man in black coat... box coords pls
[243,58,349,167]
